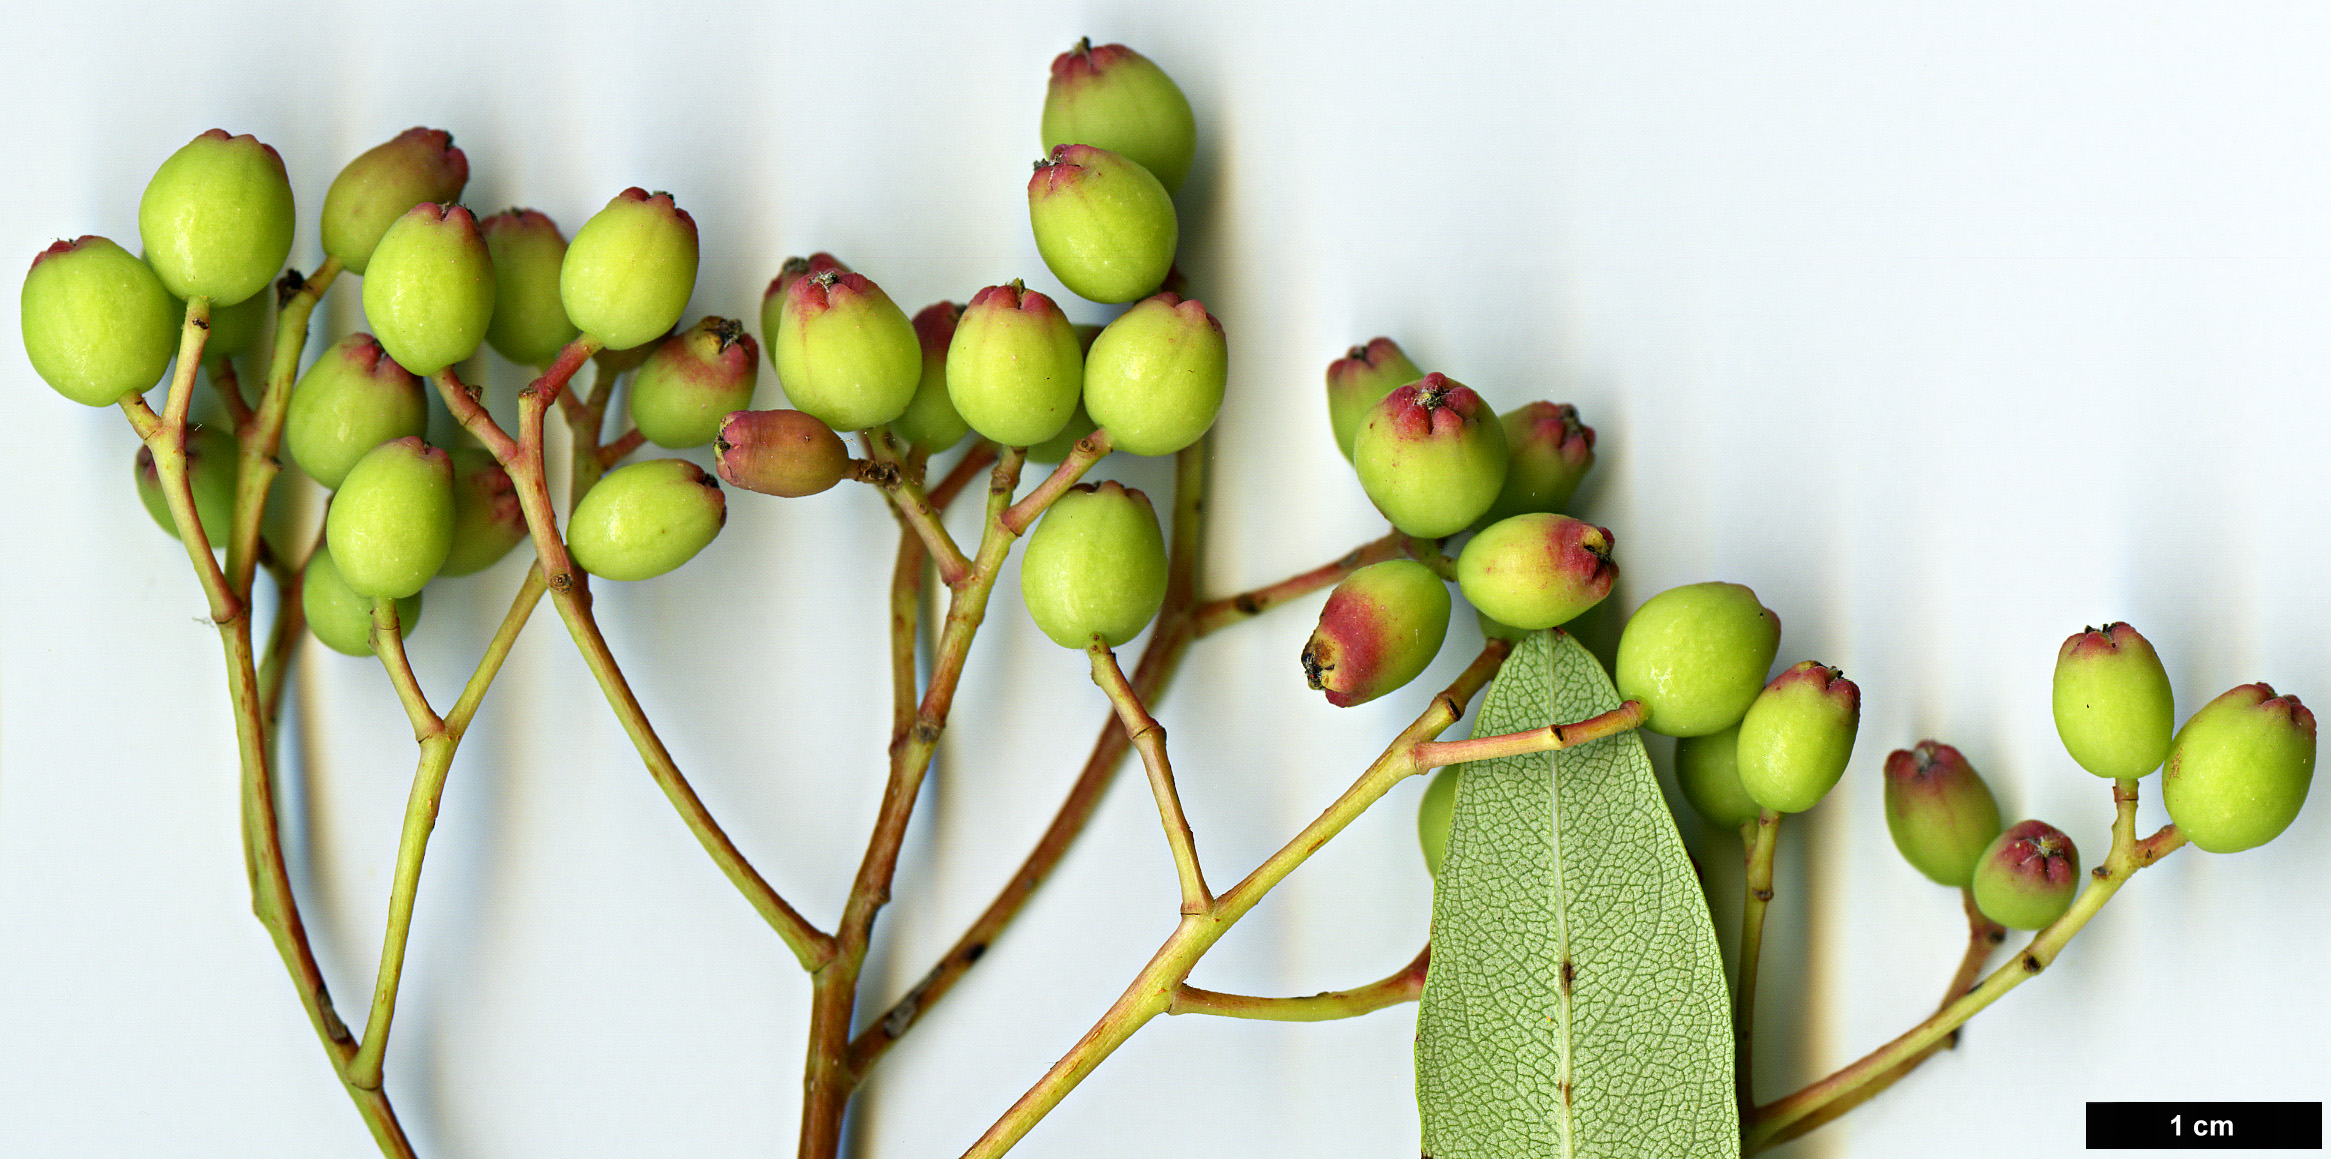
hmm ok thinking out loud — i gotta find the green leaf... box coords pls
[1417,630,1736,1158]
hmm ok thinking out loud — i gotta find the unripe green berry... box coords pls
[629,317,760,449]
[439,449,528,577]
[2161,683,2316,854]
[325,437,455,599]
[1083,291,1226,457]
[139,130,296,304]
[946,281,1083,447]
[568,458,726,581]
[893,301,971,451]
[1455,513,1616,631]
[134,425,238,543]
[772,269,922,433]
[1019,481,1168,649]
[1325,338,1422,462]
[303,545,421,656]
[362,203,495,377]
[1476,402,1596,527]
[1615,581,1784,737]
[1971,820,2080,930]
[1042,40,1198,193]
[283,334,427,489]
[2052,622,2175,780]
[560,188,699,351]
[320,127,469,276]
[1883,741,2004,888]
[1027,144,1177,304]
[714,409,852,498]
[480,209,581,368]
[196,289,268,369]
[1352,373,1508,538]
[1735,661,1860,814]
[1417,766,1460,878]
[1300,559,1452,708]
[21,237,180,406]
[1675,724,1762,831]
[1474,608,1534,644]
[1027,401,1102,465]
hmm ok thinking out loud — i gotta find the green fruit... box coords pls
[303,545,421,656]
[320,127,469,275]
[2161,683,2316,854]
[362,203,496,377]
[1082,291,1226,457]
[1027,401,1102,464]
[480,208,581,368]
[1417,766,1460,877]
[894,301,971,451]
[1735,661,1861,814]
[440,449,528,577]
[196,289,268,369]
[629,317,760,449]
[325,437,455,599]
[283,333,427,489]
[1300,559,1452,708]
[560,188,698,351]
[714,409,852,498]
[568,458,727,581]
[1476,402,1596,527]
[1019,481,1168,648]
[21,236,181,406]
[1971,820,2080,930]
[1352,373,1508,538]
[1615,581,1783,737]
[2052,622,2175,780]
[134,424,238,543]
[1027,144,1177,304]
[1455,513,1617,631]
[1883,741,2003,888]
[771,269,922,433]
[946,282,1083,447]
[1675,725,1762,830]
[1042,40,1198,192]
[1325,338,1421,462]
[138,129,295,304]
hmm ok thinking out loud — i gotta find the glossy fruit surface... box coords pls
[1027,144,1177,304]
[325,437,455,599]
[560,188,698,351]
[893,301,971,450]
[440,449,528,577]
[303,545,421,656]
[1352,373,1508,538]
[362,203,495,377]
[714,409,852,498]
[771,270,921,433]
[481,209,581,368]
[1081,292,1225,456]
[568,458,726,581]
[2052,622,2175,779]
[139,130,295,303]
[1325,338,1421,462]
[1042,40,1198,191]
[1883,741,2003,887]
[1300,559,1451,708]
[22,236,181,406]
[1736,662,1860,814]
[134,424,238,542]
[1476,402,1596,526]
[1614,581,1782,737]
[283,334,427,489]
[630,317,759,449]
[320,127,468,275]
[1019,481,1168,648]
[1674,725,1762,831]
[1455,513,1616,631]
[946,282,1083,447]
[2161,683,2316,853]
[1971,820,2080,929]
[1027,402,1101,464]
[196,290,267,369]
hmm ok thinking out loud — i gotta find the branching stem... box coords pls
[1170,945,1430,1021]
[1089,643,1211,913]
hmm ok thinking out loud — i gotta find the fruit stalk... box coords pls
[1744,778,2190,1151]
[1736,809,1781,1110]
[1090,642,1212,913]
[1001,428,1114,534]
[1169,945,1431,1021]
[140,299,238,622]
[233,260,342,593]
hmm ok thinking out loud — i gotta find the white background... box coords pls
[5,3,2329,1157]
